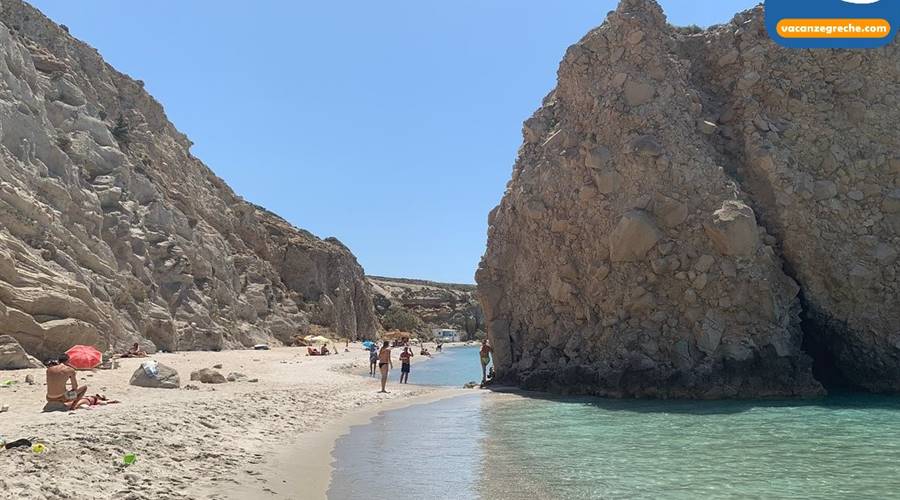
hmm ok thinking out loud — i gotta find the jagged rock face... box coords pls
[0,0,376,359]
[478,0,899,398]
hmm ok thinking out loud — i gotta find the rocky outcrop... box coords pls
[477,0,899,397]
[129,362,180,389]
[0,334,42,369]
[0,0,376,360]
[190,368,226,384]
[369,276,483,338]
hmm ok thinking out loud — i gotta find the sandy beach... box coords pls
[0,344,464,499]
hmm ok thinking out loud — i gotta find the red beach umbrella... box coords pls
[65,345,102,370]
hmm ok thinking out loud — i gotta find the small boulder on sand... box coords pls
[190,368,226,384]
[129,362,180,389]
[226,372,248,382]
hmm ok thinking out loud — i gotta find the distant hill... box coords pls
[367,276,483,339]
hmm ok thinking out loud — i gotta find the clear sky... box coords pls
[29,0,755,284]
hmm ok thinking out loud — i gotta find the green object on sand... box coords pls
[123,453,136,465]
[1,380,15,386]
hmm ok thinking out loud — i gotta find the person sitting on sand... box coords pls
[120,342,147,358]
[378,341,392,393]
[480,339,493,384]
[321,345,330,355]
[369,345,379,376]
[307,347,320,356]
[399,346,413,384]
[46,354,89,410]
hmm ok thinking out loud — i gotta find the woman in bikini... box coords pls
[378,341,392,393]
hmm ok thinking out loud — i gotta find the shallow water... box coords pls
[478,394,900,499]
[330,351,900,499]
[402,345,486,387]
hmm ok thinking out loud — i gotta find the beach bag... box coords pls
[141,359,159,378]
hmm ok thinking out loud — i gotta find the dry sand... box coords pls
[0,343,464,499]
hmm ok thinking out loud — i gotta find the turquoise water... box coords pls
[403,345,486,387]
[331,352,900,499]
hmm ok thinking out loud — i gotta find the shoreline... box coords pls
[227,386,470,500]
[0,343,462,499]
[235,341,477,499]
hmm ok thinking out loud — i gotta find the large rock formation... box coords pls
[0,0,377,360]
[477,0,900,397]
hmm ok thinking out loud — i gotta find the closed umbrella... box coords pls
[65,345,102,370]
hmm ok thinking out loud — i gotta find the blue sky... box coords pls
[30,0,755,284]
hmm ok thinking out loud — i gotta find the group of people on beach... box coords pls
[367,339,493,393]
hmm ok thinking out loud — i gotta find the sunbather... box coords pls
[45,354,89,410]
[120,342,148,358]
[84,394,120,406]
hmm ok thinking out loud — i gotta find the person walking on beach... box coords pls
[378,341,392,393]
[399,346,413,384]
[480,339,493,384]
[368,345,379,376]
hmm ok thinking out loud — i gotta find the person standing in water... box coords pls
[368,345,379,376]
[378,341,392,393]
[399,346,413,384]
[480,339,493,384]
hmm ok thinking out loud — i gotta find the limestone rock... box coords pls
[129,362,180,389]
[609,210,662,262]
[476,0,897,399]
[190,368,226,384]
[703,201,760,256]
[0,0,377,361]
[624,80,655,106]
[0,335,43,369]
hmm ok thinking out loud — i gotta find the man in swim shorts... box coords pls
[378,341,392,393]
[399,346,413,384]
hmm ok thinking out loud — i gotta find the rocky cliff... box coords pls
[369,276,483,338]
[0,0,377,360]
[477,0,900,397]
